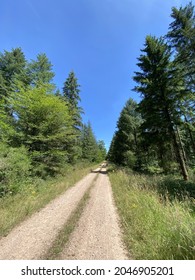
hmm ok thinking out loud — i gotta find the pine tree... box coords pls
[62,71,83,163]
[0,48,27,99]
[133,35,189,180]
[62,71,83,127]
[168,2,195,91]
[167,2,195,164]
[27,53,54,87]
[107,98,142,168]
[81,122,99,162]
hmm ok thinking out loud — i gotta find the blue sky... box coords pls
[0,0,190,150]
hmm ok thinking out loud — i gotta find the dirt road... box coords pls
[0,166,128,260]
[60,167,128,259]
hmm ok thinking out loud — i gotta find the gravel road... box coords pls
[60,167,128,260]
[0,166,128,260]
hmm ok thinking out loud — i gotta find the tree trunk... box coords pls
[175,125,188,166]
[184,115,195,154]
[133,128,141,169]
[165,109,188,180]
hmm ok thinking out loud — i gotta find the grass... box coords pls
[0,162,97,237]
[108,166,195,260]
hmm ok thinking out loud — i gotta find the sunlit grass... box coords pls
[109,168,195,260]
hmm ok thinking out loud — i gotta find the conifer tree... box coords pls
[27,53,54,87]
[133,35,189,180]
[62,71,83,162]
[81,122,98,162]
[107,98,142,168]
[167,2,195,162]
[11,85,73,176]
[0,48,27,99]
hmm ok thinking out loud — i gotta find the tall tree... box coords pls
[167,2,195,162]
[133,35,188,180]
[81,122,99,162]
[107,98,142,168]
[168,2,195,91]
[62,71,82,127]
[62,71,83,163]
[11,85,73,176]
[0,48,27,100]
[27,53,54,87]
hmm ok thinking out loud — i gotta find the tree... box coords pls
[11,85,73,176]
[27,53,54,87]
[62,71,83,126]
[168,2,195,91]
[107,98,142,168]
[167,2,195,164]
[81,122,99,162]
[133,35,189,180]
[62,71,83,163]
[97,140,107,162]
[0,48,27,100]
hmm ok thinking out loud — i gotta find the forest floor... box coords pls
[0,164,128,260]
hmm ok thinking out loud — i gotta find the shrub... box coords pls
[0,144,31,196]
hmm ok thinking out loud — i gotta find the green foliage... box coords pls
[107,98,142,169]
[81,122,98,162]
[27,53,55,87]
[0,143,31,196]
[62,71,81,111]
[97,140,107,162]
[11,85,73,176]
[61,71,83,163]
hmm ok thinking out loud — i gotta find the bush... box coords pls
[0,144,31,196]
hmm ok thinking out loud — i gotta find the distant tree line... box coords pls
[0,49,106,195]
[107,2,195,180]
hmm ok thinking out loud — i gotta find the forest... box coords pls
[107,2,195,181]
[0,50,106,197]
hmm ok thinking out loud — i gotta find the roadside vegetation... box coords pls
[109,165,195,260]
[0,162,98,237]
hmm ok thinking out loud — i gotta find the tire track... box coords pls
[60,167,128,260]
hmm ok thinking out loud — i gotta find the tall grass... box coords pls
[109,168,195,259]
[0,162,96,237]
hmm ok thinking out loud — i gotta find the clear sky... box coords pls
[0,0,190,150]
